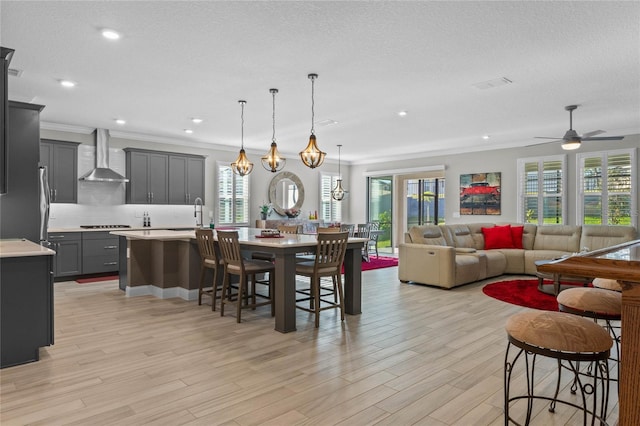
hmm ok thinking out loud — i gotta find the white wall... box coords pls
[42,129,344,228]
[347,135,639,247]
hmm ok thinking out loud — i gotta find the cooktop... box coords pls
[80,225,132,229]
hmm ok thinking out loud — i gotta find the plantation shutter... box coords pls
[517,155,566,225]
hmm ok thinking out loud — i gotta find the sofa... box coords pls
[398,223,637,289]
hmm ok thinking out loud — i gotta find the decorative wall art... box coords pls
[460,172,501,215]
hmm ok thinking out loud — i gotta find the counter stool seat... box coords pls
[504,310,612,425]
[592,278,622,292]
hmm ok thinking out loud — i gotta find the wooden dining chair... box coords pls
[367,221,380,259]
[295,231,349,328]
[217,230,275,323]
[340,224,355,237]
[277,224,300,234]
[195,228,225,311]
[317,226,341,233]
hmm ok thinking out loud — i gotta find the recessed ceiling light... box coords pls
[60,80,76,88]
[191,118,203,124]
[184,129,193,134]
[398,111,408,117]
[101,29,121,40]
[482,135,490,140]
[115,119,126,125]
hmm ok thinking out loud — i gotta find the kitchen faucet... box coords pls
[194,197,204,228]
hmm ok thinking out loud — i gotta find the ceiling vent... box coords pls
[7,68,23,78]
[472,77,513,90]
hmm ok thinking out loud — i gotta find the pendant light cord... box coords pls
[240,100,245,149]
[337,144,341,177]
[272,90,276,142]
[310,75,315,135]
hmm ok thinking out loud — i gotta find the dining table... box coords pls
[536,239,640,425]
[111,228,368,333]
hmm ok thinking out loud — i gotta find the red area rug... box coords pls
[76,275,119,284]
[482,279,591,311]
[354,256,398,272]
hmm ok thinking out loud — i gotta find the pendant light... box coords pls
[261,88,286,172]
[299,73,326,168]
[331,144,347,201]
[231,100,253,176]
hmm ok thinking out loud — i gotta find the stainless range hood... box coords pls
[79,128,129,182]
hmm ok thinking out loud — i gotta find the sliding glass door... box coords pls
[367,176,392,254]
[406,178,445,228]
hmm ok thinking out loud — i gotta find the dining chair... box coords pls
[217,230,275,323]
[367,221,380,259]
[277,224,300,234]
[295,231,349,328]
[356,223,371,262]
[317,226,341,233]
[195,228,225,311]
[340,223,355,237]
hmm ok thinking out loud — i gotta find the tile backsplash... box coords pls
[48,146,205,228]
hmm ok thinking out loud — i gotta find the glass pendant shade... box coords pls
[300,134,326,169]
[262,88,286,172]
[300,73,326,168]
[231,100,253,176]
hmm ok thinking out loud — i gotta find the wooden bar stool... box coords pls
[194,229,225,311]
[504,310,612,425]
[557,287,622,391]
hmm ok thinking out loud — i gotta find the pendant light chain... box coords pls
[272,89,277,142]
[310,75,315,135]
[240,100,245,149]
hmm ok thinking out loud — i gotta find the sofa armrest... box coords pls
[398,243,456,288]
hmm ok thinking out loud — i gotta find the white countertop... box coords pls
[48,225,197,233]
[0,239,56,258]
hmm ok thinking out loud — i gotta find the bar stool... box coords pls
[195,229,225,311]
[557,287,622,390]
[592,278,622,292]
[504,310,612,425]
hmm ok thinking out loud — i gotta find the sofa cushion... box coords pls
[443,224,479,249]
[580,225,637,251]
[511,226,524,249]
[533,225,581,252]
[476,250,508,277]
[496,248,526,274]
[482,225,515,249]
[408,225,447,245]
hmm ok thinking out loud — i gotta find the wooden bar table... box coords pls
[537,239,640,425]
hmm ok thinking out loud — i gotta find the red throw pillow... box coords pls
[482,225,515,249]
[511,225,524,249]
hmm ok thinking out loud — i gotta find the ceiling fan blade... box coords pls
[534,137,562,140]
[526,140,560,147]
[581,130,605,138]
[582,136,625,141]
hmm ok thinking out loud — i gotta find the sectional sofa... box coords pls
[398,223,638,289]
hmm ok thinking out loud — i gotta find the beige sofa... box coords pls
[398,223,637,289]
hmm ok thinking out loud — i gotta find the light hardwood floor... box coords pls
[1,267,618,425]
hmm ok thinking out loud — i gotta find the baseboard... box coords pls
[125,285,198,301]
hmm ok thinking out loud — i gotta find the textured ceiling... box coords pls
[2,1,639,164]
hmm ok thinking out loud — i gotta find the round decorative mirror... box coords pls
[269,171,305,216]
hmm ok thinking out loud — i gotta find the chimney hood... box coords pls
[79,129,129,182]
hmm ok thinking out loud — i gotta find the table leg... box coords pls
[343,246,362,315]
[273,252,297,333]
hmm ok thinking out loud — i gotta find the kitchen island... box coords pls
[0,239,55,368]
[111,228,367,333]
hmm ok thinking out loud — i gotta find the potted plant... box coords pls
[259,203,272,220]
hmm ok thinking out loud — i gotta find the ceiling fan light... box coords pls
[300,134,326,168]
[561,139,581,150]
[261,142,286,172]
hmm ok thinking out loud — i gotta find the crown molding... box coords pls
[40,122,94,134]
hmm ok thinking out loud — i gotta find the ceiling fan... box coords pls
[534,105,624,150]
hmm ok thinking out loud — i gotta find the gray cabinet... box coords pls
[82,232,119,274]
[40,139,78,203]
[49,232,82,277]
[125,149,168,204]
[168,154,205,204]
[1,252,54,368]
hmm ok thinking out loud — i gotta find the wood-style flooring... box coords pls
[0,267,618,425]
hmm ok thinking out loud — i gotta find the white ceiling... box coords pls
[2,1,639,164]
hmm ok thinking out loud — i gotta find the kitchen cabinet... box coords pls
[82,231,119,274]
[40,139,79,203]
[48,232,82,277]
[168,154,205,204]
[124,149,168,204]
[1,240,54,368]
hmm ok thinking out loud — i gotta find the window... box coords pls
[405,178,445,227]
[320,173,342,222]
[517,155,566,225]
[217,162,249,225]
[577,149,636,226]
